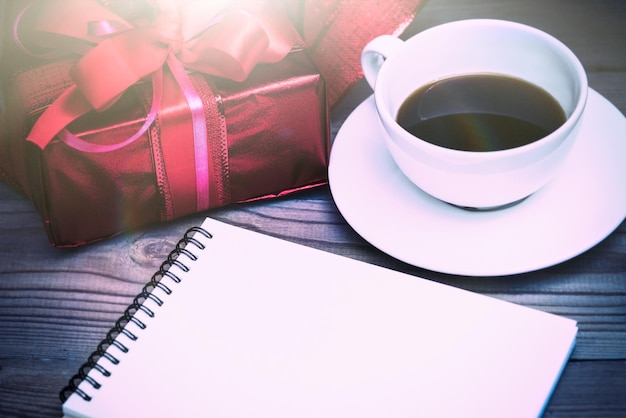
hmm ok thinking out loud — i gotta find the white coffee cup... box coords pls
[361,19,588,209]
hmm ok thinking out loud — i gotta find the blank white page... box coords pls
[63,217,577,418]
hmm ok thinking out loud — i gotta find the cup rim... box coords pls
[374,19,589,158]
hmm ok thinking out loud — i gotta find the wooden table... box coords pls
[1,0,625,416]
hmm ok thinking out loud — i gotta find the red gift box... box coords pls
[3,50,328,247]
[0,0,425,247]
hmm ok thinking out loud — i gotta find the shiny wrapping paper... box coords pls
[0,0,425,247]
[3,51,327,246]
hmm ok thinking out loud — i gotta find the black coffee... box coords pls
[396,74,567,152]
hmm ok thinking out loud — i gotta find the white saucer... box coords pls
[329,89,626,276]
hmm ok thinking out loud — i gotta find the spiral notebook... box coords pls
[61,217,577,418]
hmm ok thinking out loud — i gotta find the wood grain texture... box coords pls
[1,0,625,416]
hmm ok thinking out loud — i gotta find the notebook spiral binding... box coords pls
[59,226,213,403]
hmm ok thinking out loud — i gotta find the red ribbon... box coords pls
[15,0,299,212]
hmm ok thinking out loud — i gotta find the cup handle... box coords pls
[361,35,405,90]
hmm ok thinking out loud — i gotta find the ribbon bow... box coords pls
[17,0,299,150]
